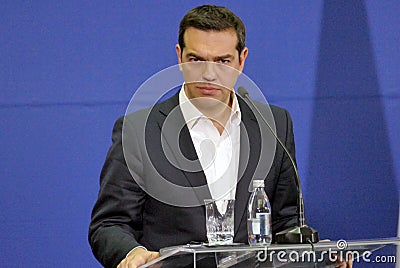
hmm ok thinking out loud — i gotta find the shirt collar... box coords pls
[179,84,242,129]
[230,91,242,126]
[179,85,204,129]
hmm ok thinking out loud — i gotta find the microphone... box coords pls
[237,86,319,244]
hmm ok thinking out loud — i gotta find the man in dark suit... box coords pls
[89,5,299,268]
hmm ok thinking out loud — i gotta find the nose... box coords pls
[202,62,217,82]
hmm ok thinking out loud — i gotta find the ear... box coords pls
[238,47,248,72]
[176,44,184,71]
[175,44,182,64]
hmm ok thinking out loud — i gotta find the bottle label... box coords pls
[252,220,261,234]
[256,212,271,235]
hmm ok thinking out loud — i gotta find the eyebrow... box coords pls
[215,54,234,61]
[185,52,234,61]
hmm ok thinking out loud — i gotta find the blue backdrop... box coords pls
[1,1,399,267]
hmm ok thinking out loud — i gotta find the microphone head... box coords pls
[237,86,249,98]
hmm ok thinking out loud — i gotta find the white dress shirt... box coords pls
[179,85,241,201]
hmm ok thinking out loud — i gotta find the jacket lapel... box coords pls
[154,93,211,204]
[234,97,262,235]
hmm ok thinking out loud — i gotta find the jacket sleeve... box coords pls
[88,117,146,268]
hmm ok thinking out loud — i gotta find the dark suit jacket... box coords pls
[89,92,298,268]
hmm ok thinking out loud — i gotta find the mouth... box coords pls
[196,85,221,95]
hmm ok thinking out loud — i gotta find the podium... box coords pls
[141,237,400,267]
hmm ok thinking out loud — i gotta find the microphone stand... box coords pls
[238,87,319,244]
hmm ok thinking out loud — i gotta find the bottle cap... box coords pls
[252,179,265,188]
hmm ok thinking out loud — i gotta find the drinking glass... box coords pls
[204,199,235,245]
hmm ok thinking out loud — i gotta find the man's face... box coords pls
[176,27,248,108]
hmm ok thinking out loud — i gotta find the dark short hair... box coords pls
[178,5,246,55]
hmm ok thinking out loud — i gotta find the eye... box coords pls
[217,59,231,64]
[188,57,202,62]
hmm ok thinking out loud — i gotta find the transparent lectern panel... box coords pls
[141,238,400,268]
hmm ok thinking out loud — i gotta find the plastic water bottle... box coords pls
[247,179,272,245]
